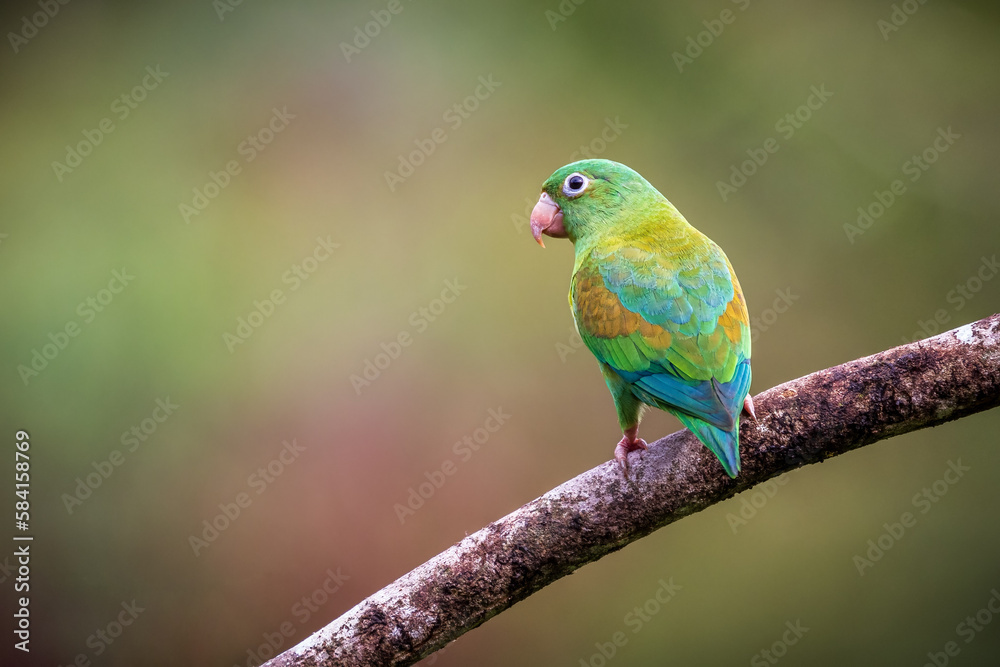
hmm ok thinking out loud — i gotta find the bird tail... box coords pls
[673,412,741,478]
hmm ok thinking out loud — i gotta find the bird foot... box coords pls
[614,435,648,471]
[742,394,757,422]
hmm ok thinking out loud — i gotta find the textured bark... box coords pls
[263,314,1000,667]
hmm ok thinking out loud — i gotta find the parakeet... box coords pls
[529,159,755,477]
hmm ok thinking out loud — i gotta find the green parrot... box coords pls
[529,159,755,477]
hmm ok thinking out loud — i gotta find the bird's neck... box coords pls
[571,197,692,268]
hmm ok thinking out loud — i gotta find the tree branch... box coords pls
[263,314,1000,667]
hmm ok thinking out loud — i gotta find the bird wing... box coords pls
[571,233,751,430]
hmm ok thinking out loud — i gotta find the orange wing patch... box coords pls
[572,267,672,348]
[718,260,749,347]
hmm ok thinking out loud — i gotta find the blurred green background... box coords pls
[2,1,999,665]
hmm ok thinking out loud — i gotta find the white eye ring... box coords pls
[562,172,589,197]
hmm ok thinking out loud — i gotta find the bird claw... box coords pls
[742,394,757,422]
[614,436,648,471]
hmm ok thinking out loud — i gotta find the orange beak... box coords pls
[529,192,567,247]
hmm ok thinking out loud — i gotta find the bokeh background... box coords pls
[2,1,999,665]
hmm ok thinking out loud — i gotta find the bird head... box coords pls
[530,159,658,247]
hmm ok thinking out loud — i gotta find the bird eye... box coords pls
[562,172,589,197]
